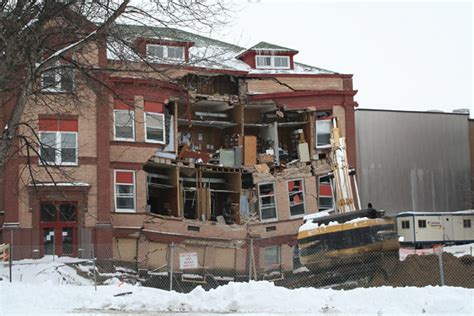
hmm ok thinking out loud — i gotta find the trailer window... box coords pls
[401,220,410,229]
[418,219,426,228]
[464,219,471,228]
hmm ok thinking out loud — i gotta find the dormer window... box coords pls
[255,55,290,69]
[147,44,184,61]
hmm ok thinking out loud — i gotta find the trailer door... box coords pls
[442,215,454,242]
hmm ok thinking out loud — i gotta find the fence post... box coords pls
[169,242,174,291]
[53,232,55,262]
[92,246,97,291]
[248,238,252,281]
[438,252,445,286]
[9,230,13,283]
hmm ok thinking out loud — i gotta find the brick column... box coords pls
[95,84,113,260]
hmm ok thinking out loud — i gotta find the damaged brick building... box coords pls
[1,24,358,277]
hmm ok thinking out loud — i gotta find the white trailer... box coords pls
[396,210,474,247]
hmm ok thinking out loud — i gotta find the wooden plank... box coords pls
[243,136,257,166]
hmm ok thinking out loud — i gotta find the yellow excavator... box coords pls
[297,118,399,272]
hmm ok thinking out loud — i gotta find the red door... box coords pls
[40,202,78,257]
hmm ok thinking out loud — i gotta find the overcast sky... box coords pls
[216,0,472,114]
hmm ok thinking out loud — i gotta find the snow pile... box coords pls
[1,281,473,315]
[1,255,474,315]
[0,256,92,285]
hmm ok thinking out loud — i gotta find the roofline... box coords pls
[355,108,470,116]
[249,89,358,101]
[108,60,249,76]
[247,73,351,79]
[108,59,347,77]
[110,76,186,91]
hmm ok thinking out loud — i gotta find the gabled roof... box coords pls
[108,24,337,75]
[248,41,297,52]
[111,24,243,52]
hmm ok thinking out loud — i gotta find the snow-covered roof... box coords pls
[397,210,474,216]
[28,182,90,187]
[108,24,337,75]
[248,41,297,52]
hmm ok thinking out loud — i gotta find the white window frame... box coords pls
[257,182,278,222]
[41,63,74,92]
[113,110,135,141]
[114,170,136,213]
[318,176,334,211]
[38,131,78,166]
[146,44,184,61]
[315,119,332,149]
[287,179,306,218]
[255,55,290,69]
[144,112,166,144]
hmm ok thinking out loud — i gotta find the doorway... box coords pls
[40,201,78,257]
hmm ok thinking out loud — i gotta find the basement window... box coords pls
[288,179,305,217]
[258,182,277,221]
[263,245,280,266]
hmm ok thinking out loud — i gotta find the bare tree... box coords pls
[0,0,232,169]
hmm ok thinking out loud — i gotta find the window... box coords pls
[274,56,289,68]
[263,245,280,267]
[145,112,165,143]
[401,220,410,229]
[114,110,135,141]
[256,56,271,67]
[255,55,290,69]
[147,44,184,61]
[316,120,332,148]
[258,182,277,221]
[418,219,427,228]
[41,64,74,92]
[464,219,471,228]
[288,179,305,217]
[114,170,135,212]
[38,117,78,166]
[40,132,77,165]
[318,176,334,211]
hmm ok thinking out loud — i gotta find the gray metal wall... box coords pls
[355,109,471,216]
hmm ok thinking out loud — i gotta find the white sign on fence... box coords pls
[179,252,198,269]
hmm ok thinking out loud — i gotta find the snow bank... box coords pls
[1,281,473,315]
[1,255,474,315]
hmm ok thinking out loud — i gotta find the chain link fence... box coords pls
[1,235,473,291]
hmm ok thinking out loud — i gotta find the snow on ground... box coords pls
[1,250,473,315]
[0,255,92,285]
[1,280,473,315]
